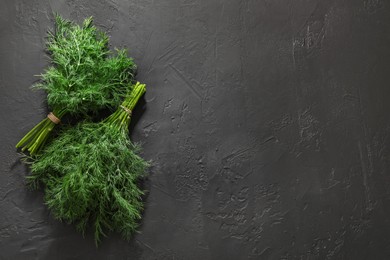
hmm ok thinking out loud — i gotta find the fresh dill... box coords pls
[29,83,148,245]
[16,14,136,155]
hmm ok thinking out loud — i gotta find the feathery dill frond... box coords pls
[29,83,148,245]
[16,14,136,155]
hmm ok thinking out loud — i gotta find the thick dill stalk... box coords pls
[104,82,146,131]
[16,109,66,155]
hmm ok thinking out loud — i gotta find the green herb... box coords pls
[29,82,148,245]
[16,14,136,155]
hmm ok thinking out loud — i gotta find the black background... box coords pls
[1,0,390,259]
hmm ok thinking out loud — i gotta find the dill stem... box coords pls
[16,108,67,155]
[104,82,145,131]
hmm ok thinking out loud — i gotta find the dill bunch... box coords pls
[29,82,148,245]
[16,14,136,155]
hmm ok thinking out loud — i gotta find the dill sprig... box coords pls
[29,82,148,245]
[16,14,136,155]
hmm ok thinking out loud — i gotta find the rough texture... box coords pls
[1,0,390,259]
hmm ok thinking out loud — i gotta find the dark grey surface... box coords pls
[1,0,390,259]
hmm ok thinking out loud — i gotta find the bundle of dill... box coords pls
[29,82,148,245]
[16,14,136,155]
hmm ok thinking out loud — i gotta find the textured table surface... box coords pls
[1,0,390,259]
